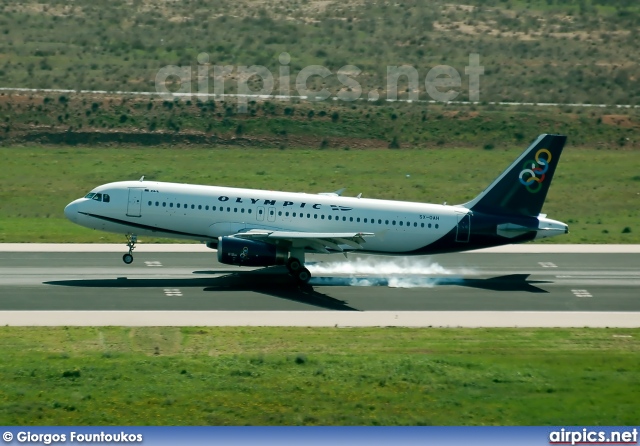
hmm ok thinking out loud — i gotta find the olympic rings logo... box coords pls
[519,148,552,193]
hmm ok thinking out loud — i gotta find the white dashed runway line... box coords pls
[572,289,593,298]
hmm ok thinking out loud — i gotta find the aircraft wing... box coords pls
[232,230,374,253]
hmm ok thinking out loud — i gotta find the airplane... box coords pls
[64,133,568,283]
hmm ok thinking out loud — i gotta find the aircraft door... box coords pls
[256,206,265,221]
[455,213,471,243]
[267,207,276,222]
[126,188,144,217]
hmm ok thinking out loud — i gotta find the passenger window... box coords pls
[357,218,360,222]
[191,205,195,209]
[155,202,159,206]
[163,202,166,207]
[427,223,431,228]
[343,217,346,221]
[414,222,417,227]
[259,209,263,215]
[321,215,325,220]
[177,204,181,208]
[435,224,439,229]
[148,201,152,206]
[227,207,230,212]
[328,215,331,220]
[212,206,216,211]
[278,211,281,216]
[286,212,290,217]
[248,209,252,214]
[241,208,245,213]
[103,194,110,203]
[170,203,173,208]
[198,205,202,210]
[234,208,238,213]
[349,217,353,222]
[399,221,403,226]
[378,219,382,224]
[206,205,209,210]
[364,218,367,223]
[314,214,317,219]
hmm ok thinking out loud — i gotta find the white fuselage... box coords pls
[65,180,468,253]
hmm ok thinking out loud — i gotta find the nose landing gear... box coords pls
[123,234,137,264]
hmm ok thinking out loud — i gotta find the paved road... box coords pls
[1,250,638,320]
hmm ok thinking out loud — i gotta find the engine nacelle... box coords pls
[217,236,287,267]
[206,240,218,250]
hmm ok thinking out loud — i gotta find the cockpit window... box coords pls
[103,194,110,203]
[92,193,103,201]
[85,193,96,199]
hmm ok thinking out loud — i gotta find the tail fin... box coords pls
[462,134,566,217]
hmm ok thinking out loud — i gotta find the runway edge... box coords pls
[0,311,638,328]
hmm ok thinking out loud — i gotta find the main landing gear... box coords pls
[286,254,311,284]
[122,234,137,264]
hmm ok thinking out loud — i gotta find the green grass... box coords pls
[0,327,637,425]
[1,145,639,243]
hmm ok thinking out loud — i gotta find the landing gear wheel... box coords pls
[296,267,311,284]
[286,257,302,273]
[123,234,137,265]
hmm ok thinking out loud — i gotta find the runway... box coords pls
[0,245,638,327]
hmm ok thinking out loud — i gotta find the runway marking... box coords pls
[538,262,557,268]
[163,288,182,297]
[145,261,163,267]
[571,289,593,298]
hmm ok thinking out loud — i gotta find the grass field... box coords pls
[0,0,638,105]
[0,327,638,425]
[1,145,639,243]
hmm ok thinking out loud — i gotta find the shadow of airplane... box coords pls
[442,274,550,293]
[45,265,551,312]
[44,267,359,311]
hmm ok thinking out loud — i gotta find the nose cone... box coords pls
[64,199,81,223]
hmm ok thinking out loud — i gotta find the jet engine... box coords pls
[217,237,288,267]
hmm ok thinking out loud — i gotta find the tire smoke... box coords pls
[307,256,474,288]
